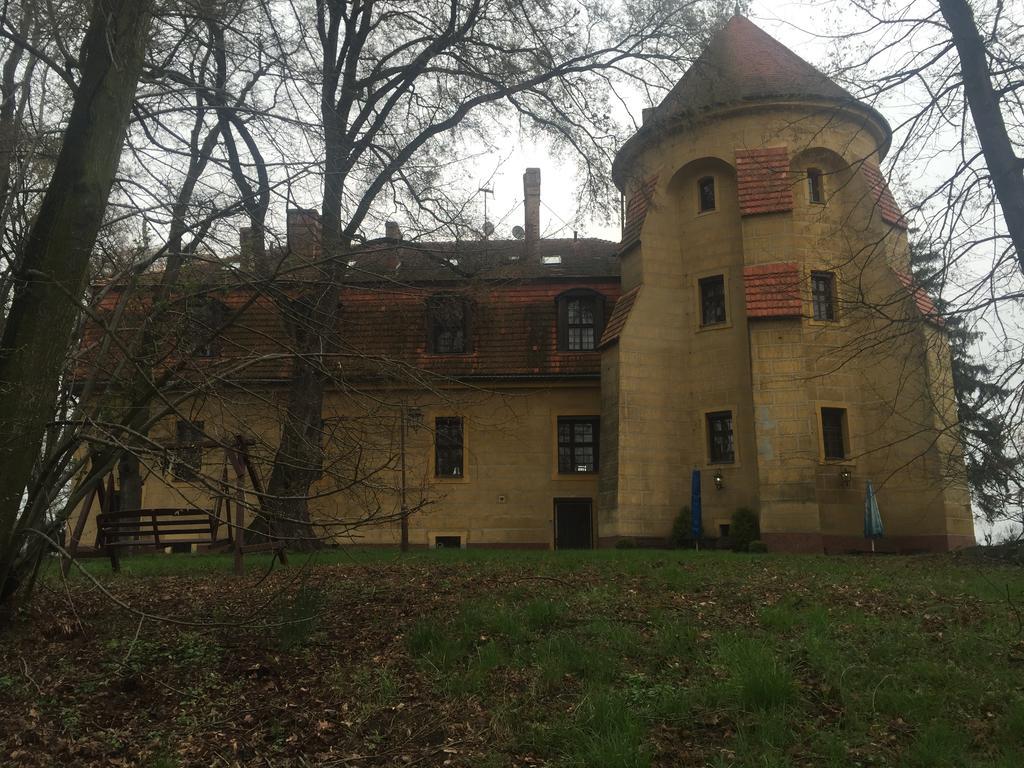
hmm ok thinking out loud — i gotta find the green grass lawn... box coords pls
[4,548,1024,767]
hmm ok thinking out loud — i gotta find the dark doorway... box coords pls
[554,499,593,550]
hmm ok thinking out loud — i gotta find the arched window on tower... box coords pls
[698,176,716,212]
[807,168,824,204]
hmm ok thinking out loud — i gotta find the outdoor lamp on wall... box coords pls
[713,470,724,490]
[839,468,852,487]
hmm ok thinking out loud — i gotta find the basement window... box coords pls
[543,255,562,265]
[435,536,462,549]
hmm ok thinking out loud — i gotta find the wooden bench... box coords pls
[96,508,220,571]
[96,508,286,572]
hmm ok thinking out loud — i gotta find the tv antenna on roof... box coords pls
[479,186,494,239]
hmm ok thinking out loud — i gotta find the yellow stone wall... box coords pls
[603,102,974,551]
[69,383,604,551]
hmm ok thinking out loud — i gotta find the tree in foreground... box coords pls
[0,0,153,621]
[830,0,1024,530]
[257,0,738,546]
[0,0,740,614]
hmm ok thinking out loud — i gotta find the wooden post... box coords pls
[400,405,408,552]
[64,484,98,575]
[229,445,246,575]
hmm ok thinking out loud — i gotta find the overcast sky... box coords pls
[469,2,852,243]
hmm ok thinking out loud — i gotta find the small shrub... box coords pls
[730,508,760,552]
[615,537,637,549]
[670,506,691,548]
[748,539,768,554]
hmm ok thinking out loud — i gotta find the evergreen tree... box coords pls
[910,242,1022,526]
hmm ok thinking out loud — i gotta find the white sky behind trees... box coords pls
[454,2,864,243]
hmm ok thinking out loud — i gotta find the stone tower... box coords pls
[598,15,974,552]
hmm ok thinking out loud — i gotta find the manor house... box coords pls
[71,15,975,554]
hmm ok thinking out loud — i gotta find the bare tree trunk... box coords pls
[0,0,152,614]
[939,0,1024,275]
[263,349,330,548]
[260,8,352,549]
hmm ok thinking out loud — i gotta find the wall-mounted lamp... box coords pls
[713,470,724,490]
[839,468,852,487]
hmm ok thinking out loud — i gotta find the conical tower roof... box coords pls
[660,15,855,116]
[613,15,890,185]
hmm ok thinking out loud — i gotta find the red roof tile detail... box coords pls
[599,286,640,348]
[736,147,793,216]
[861,162,908,229]
[621,175,658,245]
[744,262,802,318]
[892,269,944,327]
[76,279,621,384]
[655,16,857,123]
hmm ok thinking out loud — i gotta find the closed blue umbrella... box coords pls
[865,480,884,552]
[691,469,702,549]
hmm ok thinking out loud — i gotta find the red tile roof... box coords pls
[861,162,908,229]
[744,262,802,318]
[621,175,659,245]
[736,147,793,215]
[892,269,944,327]
[613,15,891,188]
[599,286,640,348]
[656,16,856,120]
[76,277,621,385]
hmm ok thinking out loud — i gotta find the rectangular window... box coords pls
[435,417,464,477]
[811,271,836,321]
[558,417,599,473]
[706,411,734,464]
[428,297,468,354]
[821,407,847,460]
[699,275,727,326]
[807,168,824,204]
[698,176,716,212]
[567,297,596,351]
[170,420,204,480]
[558,291,605,352]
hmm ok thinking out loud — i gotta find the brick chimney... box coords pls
[238,226,265,273]
[385,221,402,240]
[523,168,540,260]
[286,208,322,262]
